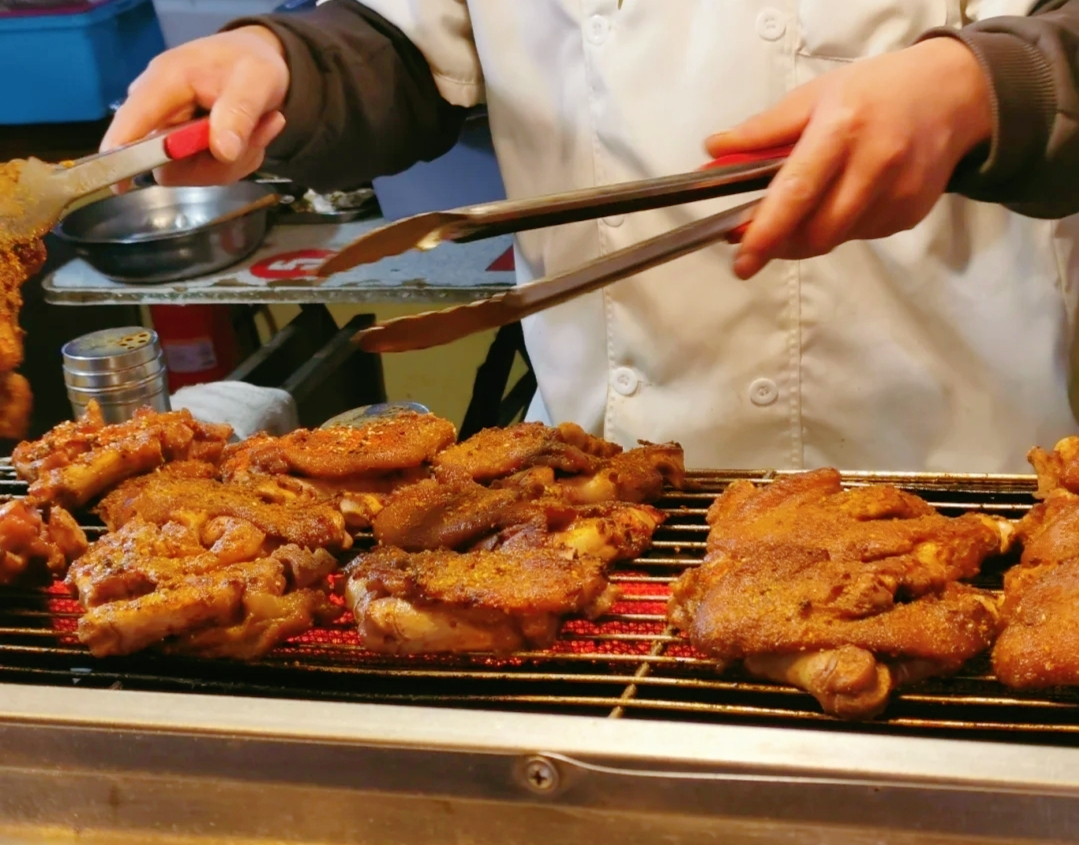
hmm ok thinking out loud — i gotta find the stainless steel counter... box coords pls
[43,217,516,305]
[4,683,1079,845]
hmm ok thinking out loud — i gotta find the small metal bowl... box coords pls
[320,402,431,429]
[55,183,275,284]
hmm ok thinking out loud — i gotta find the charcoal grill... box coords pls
[2,462,1079,844]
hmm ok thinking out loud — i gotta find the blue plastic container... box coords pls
[0,0,166,125]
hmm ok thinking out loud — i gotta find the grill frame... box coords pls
[4,464,1079,844]
[2,462,1077,744]
[3,683,1079,845]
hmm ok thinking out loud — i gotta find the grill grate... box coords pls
[3,460,1078,744]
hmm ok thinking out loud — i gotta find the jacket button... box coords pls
[755,8,786,41]
[612,367,640,397]
[749,377,778,406]
[603,214,625,228]
[586,15,610,45]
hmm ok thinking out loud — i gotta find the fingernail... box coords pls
[218,130,243,163]
[705,131,730,150]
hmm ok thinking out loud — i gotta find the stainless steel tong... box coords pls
[330,145,793,353]
[1,119,212,241]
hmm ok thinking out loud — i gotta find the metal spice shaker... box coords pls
[62,327,170,424]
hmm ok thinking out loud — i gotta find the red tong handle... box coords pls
[702,144,794,243]
[163,118,212,160]
[726,220,754,244]
[703,144,795,169]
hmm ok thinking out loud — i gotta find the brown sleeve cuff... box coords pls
[216,2,467,192]
[920,26,1056,193]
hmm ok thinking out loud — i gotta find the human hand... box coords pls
[101,26,290,186]
[706,37,993,279]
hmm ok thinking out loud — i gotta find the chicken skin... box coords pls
[0,499,87,585]
[433,421,621,482]
[0,187,46,372]
[218,414,456,527]
[371,471,532,551]
[96,464,351,553]
[220,412,456,479]
[435,420,684,507]
[0,232,36,372]
[0,371,32,441]
[993,437,1079,689]
[343,545,616,654]
[12,401,233,508]
[67,516,340,658]
[668,469,1012,719]
[0,161,47,435]
[482,500,663,565]
[372,468,664,562]
[493,442,686,504]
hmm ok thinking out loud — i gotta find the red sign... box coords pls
[250,250,335,280]
[487,247,515,272]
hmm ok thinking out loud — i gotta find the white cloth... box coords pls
[350,0,1078,472]
[170,381,299,440]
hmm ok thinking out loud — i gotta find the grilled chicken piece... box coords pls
[555,442,685,503]
[494,441,686,504]
[220,413,456,479]
[372,468,664,562]
[165,585,335,660]
[343,545,616,654]
[69,518,257,608]
[668,468,1011,719]
[0,499,87,585]
[96,466,351,553]
[371,471,538,551]
[474,500,664,564]
[238,472,388,531]
[0,162,48,425]
[994,437,1079,689]
[433,421,621,483]
[67,517,340,657]
[0,371,32,441]
[12,401,233,509]
[218,415,455,528]
[1027,436,1079,500]
[163,455,386,531]
[0,236,46,372]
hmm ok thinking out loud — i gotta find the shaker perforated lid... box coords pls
[62,327,162,375]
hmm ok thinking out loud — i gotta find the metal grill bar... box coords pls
[3,466,1078,744]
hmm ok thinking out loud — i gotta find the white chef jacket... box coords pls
[350,0,1079,472]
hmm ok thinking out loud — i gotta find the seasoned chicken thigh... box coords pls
[669,469,1011,719]
[0,499,87,585]
[343,545,616,654]
[994,437,1079,689]
[13,402,232,508]
[67,517,339,658]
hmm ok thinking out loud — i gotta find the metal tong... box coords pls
[0,119,212,241]
[344,146,792,354]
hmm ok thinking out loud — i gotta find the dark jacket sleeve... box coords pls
[224,0,468,192]
[924,0,1079,218]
